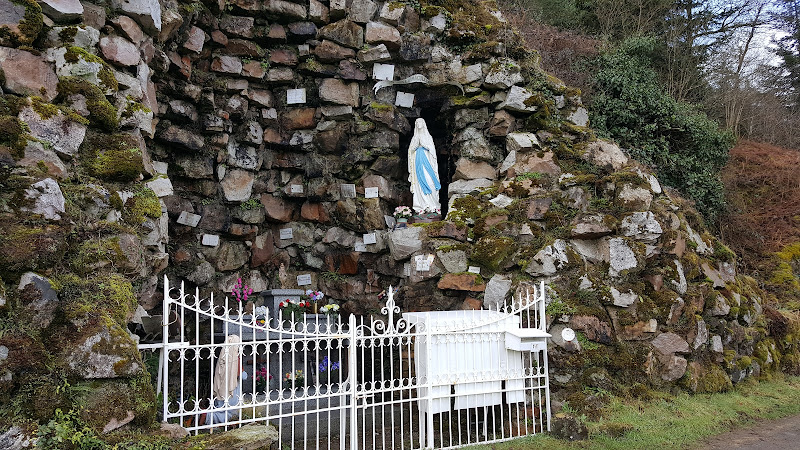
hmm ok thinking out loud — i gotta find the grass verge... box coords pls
[468,375,800,449]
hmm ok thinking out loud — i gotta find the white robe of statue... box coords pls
[407,118,441,214]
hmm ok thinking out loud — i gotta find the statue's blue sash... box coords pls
[415,146,441,195]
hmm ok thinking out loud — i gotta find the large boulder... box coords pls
[18,106,87,159]
[318,19,364,49]
[39,0,84,22]
[63,320,143,378]
[22,178,65,221]
[111,0,161,34]
[0,48,59,101]
[388,226,423,261]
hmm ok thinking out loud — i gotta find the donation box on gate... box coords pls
[403,310,549,414]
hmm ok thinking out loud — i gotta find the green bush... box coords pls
[589,36,734,222]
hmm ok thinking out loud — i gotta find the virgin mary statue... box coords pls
[407,118,441,214]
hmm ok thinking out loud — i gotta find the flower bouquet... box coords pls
[231,278,253,303]
[279,298,310,323]
[283,369,305,389]
[301,290,324,313]
[317,356,341,385]
[254,305,268,326]
[255,366,271,392]
[320,303,340,317]
[394,206,413,226]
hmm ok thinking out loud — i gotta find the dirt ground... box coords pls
[700,414,800,449]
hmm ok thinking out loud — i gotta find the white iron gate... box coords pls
[146,276,551,449]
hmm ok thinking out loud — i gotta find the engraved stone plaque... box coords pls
[297,274,312,286]
[341,184,357,198]
[287,88,306,104]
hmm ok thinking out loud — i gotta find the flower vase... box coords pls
[396,218,408,229]
[311,302,319,314]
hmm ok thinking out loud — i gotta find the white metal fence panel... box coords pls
[146,276,550,450]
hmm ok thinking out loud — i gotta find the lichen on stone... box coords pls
[63,47,119,93]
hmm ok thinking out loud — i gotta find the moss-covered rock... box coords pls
[80,132,145,181]
[62,47,119,93]
[76,376,157,433]
[685,361,733,393]
[54,272,138,326]
[471,235,514,272]
[0,114,30,158]
[0,0,43,47]
[0,215,69,281]
[56,77,119,131]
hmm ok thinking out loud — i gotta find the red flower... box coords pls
[279,302,285,308]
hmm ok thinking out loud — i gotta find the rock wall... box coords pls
[0,0,798,436]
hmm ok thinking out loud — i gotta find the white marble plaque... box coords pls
[395,92,415,108]
[364,187,379,198]
[177,211,201,227]
[201,234,220,247]
[297,274,312,286]
[279,228,293,240]
[354,242,367,252]
[287,88,306,104]
[404,263,411,277]
[373,63,395,81]
[468,266,481,275]
[298,44,310,56]
[363,232,377,245]
[290,184,304,194]
[341,184,357,198]
[415,254,434,272]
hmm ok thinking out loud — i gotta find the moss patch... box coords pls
[63,47,119,93]
[81,132,144,181]
[0,215,68,281]
[0,0,42,47]
[122,186,161,225]
[69,236,125,276]
[471,235,514,271]
[0,115,30,158]
[54,272,138,326]
[56,77,119,131]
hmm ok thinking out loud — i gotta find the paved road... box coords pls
[701,414,800,450]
